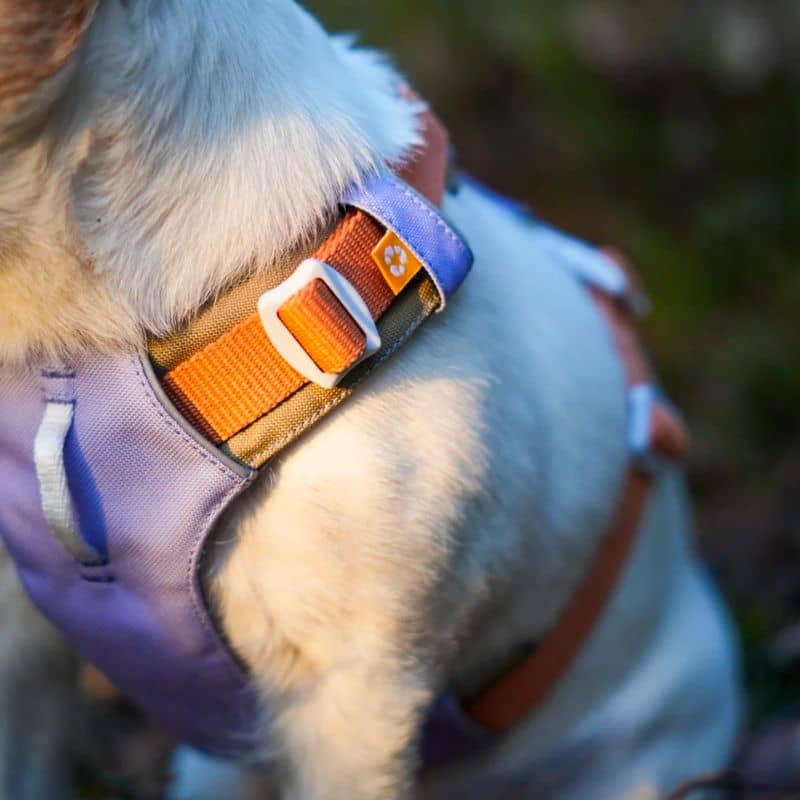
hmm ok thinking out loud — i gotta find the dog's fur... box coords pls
[0,2,741,798]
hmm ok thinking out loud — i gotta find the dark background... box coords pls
[310,0,800,726]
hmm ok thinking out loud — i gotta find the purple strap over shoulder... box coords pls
[344,171,473,308]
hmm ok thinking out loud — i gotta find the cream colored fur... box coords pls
[0,2,740,799]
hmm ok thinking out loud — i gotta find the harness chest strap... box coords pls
[2,90,690,764]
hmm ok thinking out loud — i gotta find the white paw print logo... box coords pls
[384,244,409,278]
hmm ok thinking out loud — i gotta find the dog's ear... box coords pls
[0,0,99,106]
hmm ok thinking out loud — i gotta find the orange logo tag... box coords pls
[371,231,423,295]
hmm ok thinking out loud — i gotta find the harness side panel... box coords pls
[0,351,257,756]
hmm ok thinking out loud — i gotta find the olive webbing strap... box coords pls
[157,211,394,444]
[222,275,439,468]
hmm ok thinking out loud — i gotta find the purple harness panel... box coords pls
[0,173,646,766]
[0,352,257,757]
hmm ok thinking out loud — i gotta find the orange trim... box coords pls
[465,469,651,730]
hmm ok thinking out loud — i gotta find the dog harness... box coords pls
[0,103,686,765]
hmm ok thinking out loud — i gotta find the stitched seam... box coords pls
[42,370,76,379]
[130,354,243,482]
[42,391,74,404]
[41,370,76,405]
[132,354,250,688]
[186,481,252,685]
[266,395,348,456]
[355,197,447,301]
[388,176,467,253]
[347,176,471,302]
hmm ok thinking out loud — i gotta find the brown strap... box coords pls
[651,402,689,462]
[465,469,651,730]
[464,261,687,732]
[396,91,450,207]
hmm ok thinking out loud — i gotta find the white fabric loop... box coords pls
[34,400,101,565]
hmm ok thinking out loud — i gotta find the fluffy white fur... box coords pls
[0,1,741,798]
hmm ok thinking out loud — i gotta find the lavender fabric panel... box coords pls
[343,172,473,308]
[0,353,258,757]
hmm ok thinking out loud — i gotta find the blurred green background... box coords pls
[310,0,800,722]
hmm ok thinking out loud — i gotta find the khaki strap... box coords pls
[162,212,390,444]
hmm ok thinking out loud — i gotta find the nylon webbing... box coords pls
[223,276,440,469]
[278,279,367,374]
[162,211,393,444]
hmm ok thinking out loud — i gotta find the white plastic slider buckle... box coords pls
[628,384,665,476]
[258,259,382,389]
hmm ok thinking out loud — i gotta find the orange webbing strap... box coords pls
[161,103,449,446]
[464,267,688,733]
[277,279,367,375]
[162,212,391,444]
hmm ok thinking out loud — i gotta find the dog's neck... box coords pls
[0,0,419,364]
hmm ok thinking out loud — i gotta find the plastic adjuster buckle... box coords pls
[628,384,666,476]
[258,259,382,389]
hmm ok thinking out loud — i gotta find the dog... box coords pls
[0,2,741,798]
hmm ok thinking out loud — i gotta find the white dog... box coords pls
[0,2,740,799]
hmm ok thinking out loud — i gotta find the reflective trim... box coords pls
[34,400,102,565]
